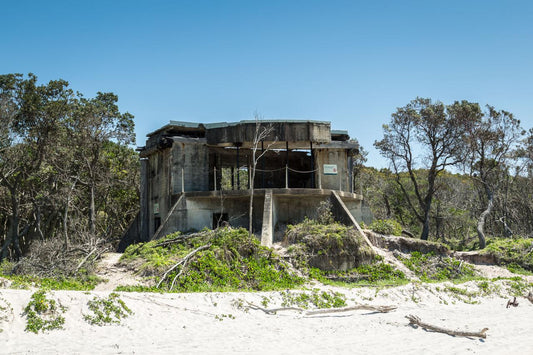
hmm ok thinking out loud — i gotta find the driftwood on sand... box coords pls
[306,305,397,315]
[405,314,488,339]
[244,302,397,316]
[506,297,519,308]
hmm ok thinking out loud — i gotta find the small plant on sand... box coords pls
[214,313,235,321]
[280,289,347,309]
[23,290,66,333]
[503,277,533,297]
[0,297,13,333]
[84,292,133,326]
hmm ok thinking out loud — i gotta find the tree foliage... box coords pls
[371,98,532,249]
[374,98,473,240]
[0,73,138,268]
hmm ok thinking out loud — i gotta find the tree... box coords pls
[374,98,473,240]
[0,73,138,266]
[248,117,276,237]
[0,74,74,260]
[462,106,524,248]
[69,92,135,239]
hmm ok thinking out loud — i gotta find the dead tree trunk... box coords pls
[477,187,493,249]
[248,118,275,238]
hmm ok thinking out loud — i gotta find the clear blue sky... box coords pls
[3,0,533,167]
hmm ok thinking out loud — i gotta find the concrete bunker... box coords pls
[120,120,372,251]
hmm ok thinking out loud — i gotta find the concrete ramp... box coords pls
[153,194,185,239]
[261,189,273,247]
[330,190,374,250]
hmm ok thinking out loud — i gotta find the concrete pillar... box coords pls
[310,141,314,188]
[261,190,273,247]
[139,158,149,241]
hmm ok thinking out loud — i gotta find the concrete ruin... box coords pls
[119,120,372,250]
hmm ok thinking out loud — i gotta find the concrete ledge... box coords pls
[174,188,363,201]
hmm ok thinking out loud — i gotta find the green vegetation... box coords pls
[279,289,347,309]
[368,219,402,236]
[285,217,374,269]
[0,297,12,333]
[442,285,480,304]
[23,290,66,333]
[397,251,477,282]
[122,227,304,292]
[84,293,132,326]
[309,260,407,287]
[0,271,100,291]
[483,238,533,272]
[503,277,533,297]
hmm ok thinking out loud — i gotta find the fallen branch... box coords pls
[526,292,533,304]
[75,247,101,273]
[306,304,397,315]
[153,233,205,248]
[506,297,519,308]
[243,303,397,316]
[405,314,488,339]
[156,244,211,289]
[245,302,303,315]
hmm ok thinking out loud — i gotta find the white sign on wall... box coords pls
[153,203,160,214]
[323,164,338,175]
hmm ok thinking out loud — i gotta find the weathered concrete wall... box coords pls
[156,193,265,236]
[341,199,373,226]
[117,212,141,252]
[147,147,172,236]
[314,149,350,191]
[170,138,209,194]
[206,121,331,146]
[272,194,327,242]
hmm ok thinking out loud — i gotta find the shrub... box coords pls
[368,219,402,236]
[483,238,533,271]
[309,260,407,286]
[121,227,304,292]
[397,251,477,282]
[284,218,375,269]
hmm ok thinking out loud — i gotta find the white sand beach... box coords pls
[1,278,532,355]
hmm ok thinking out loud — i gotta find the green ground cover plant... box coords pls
[483,238,533,271]
[1,273,99,290]
[279,289,347,309]
[0,297,13,333]
[121,227,304,292]
[397,251,477,282]
[0,259,100,291]
[284,217,375,271]
[84,292,132,326]
[368,219,403,236]
[23,290,66,333]
[309,259,408,287]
